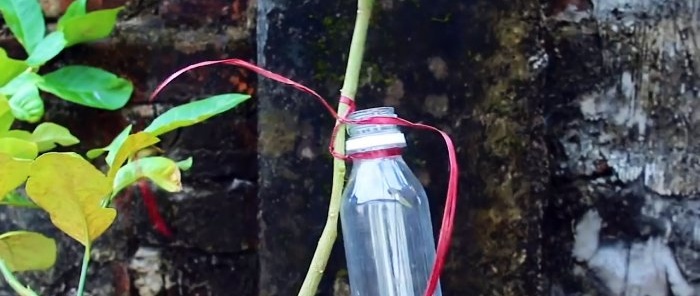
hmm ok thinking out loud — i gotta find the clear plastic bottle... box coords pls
[340,107,442,296]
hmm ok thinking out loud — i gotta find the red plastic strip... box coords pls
[338,95,357,115]
[138,181,174,237]
[347,147,403,160]
[149,58,457,296]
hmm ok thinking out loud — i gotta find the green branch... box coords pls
[297,0,374,295]
[76,245,91,296]
[0,259,39,296]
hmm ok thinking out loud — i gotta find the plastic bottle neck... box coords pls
[346,107,407,156]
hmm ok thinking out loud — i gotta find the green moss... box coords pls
[312,9,396,90]
[465,5,538,295]
[484,118,524,158]
[311,16,353,82]
[480,81,518,115]
[313,59,343,82]
[359,62,392,87]
[431,13,452,23]
[312,12,392,89]
[477,10,531,157]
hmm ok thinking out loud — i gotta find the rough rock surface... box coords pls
[545,0,700,295]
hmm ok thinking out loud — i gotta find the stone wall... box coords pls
[258,0,548,295]
[3,0,700,295]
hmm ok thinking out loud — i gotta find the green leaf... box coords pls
[176,157,193,171]
[58,7,123,47]
[26,32,67,67]
[0,231,56,272]
[113,156,182,195]
[26,153,115,246]
[31,122,80,151]
[0,0,45,54]
[0,124,77,156]
[144,93,251,137]
[0,138,38,160]
[8,84,44,123]
[38,65,133,110]
[2,130,32,140]
[0,154,32,197]
[1,130,30,140]
[0,72,43,96]
[86,124,131,160]
[0,97,14,133]
[0,192,38,208]
[107,132,160,180]
[57,0,87,28]
[0,49,28,87]
[86,148,104,160]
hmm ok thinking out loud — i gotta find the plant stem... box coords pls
[76,245,91,296]
[0,259,39,296]
[297,0,374,295]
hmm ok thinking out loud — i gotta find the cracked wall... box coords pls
[545,0,700,295]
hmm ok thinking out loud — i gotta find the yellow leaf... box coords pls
[1,130,32,140]
[0,154,31,197]
[0,137,37,159]
[106,132,159,180]
[26,153,115,246]
[0,231,56,272]
[113,156,183,195]
[0,97,14,132]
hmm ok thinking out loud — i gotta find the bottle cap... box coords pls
[346,107,407,154]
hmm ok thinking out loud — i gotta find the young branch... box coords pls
[0,259,39,296]
[76,245,91,296]
[297,0,374,295]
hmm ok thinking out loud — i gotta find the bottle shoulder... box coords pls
[343,157,429,206]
